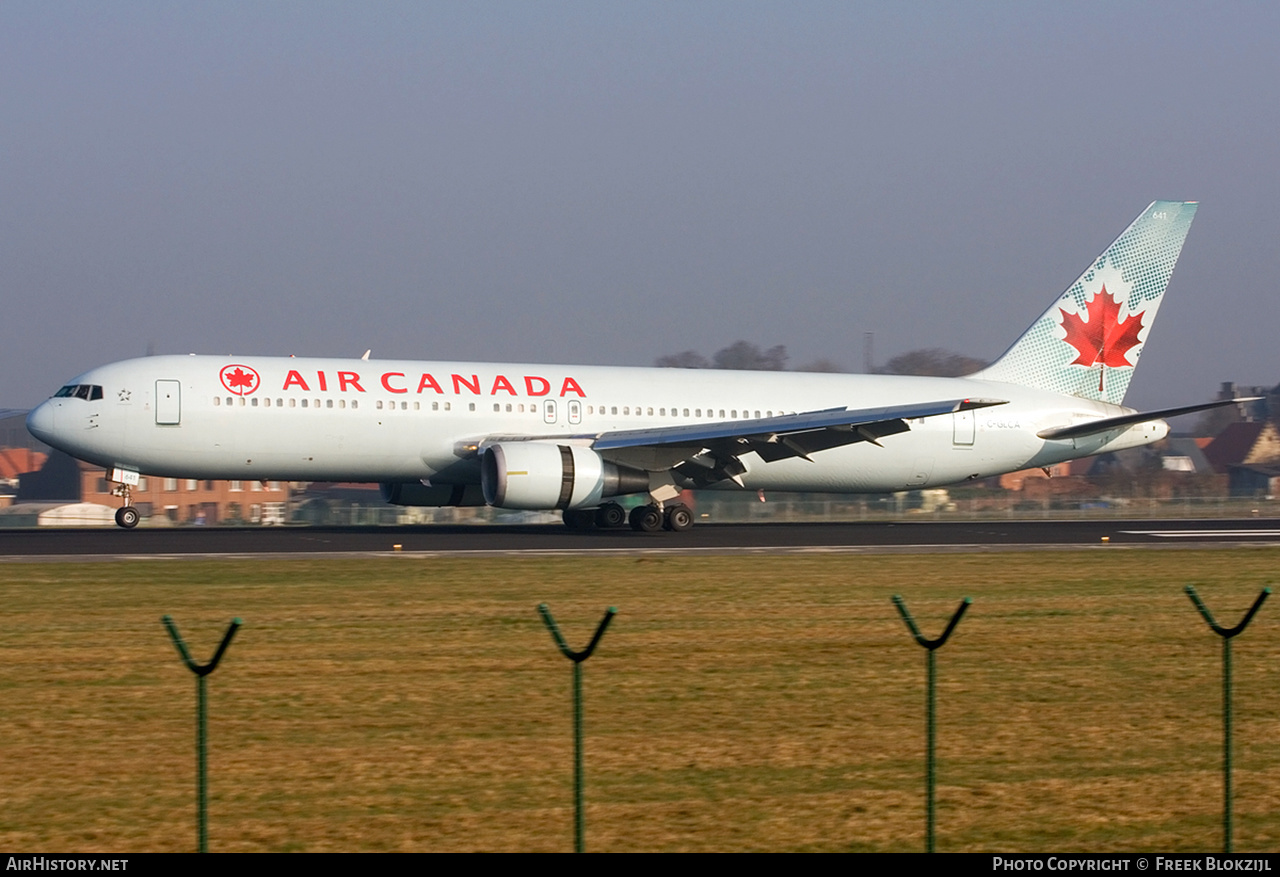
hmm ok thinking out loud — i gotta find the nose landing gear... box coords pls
[109,477,141,529]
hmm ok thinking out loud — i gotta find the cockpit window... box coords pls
[54,384,103,400]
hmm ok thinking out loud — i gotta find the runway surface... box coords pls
[2,518,1280,558]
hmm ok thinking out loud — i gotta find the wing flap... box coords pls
[591,398,1006,452]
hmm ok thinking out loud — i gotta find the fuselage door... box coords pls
[568,400,581,425]
[156,380,181,425]
[543,399,558,425]
[953,409,975,446]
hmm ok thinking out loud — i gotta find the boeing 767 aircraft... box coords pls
[28,201,1243,530]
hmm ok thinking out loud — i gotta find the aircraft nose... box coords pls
[25,400,57,445]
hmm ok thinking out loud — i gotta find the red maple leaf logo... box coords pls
[1059,285,1145,369]
[219,364,260,396]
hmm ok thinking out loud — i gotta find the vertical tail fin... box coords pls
[973,201,1198,405]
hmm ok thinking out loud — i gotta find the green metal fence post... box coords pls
[162,615,242,854]
[892,595,971,853]
[537,603,616,854]
[1184,586,1269,854]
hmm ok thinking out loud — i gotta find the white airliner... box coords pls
[28,201,1243,530]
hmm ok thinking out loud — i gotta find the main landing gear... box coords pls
[562,501,694,533]
[111,482,140,529]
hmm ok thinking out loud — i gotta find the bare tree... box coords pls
[875,348,987,377]
[654,350,710,369]
[795,358,844,373]
[1194,404,1241,438]
[655,341,790,371]
[712,341,788,371]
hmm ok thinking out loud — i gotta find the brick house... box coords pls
[18,450,289,524]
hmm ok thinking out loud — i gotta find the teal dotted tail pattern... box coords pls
[975,201,1198,406]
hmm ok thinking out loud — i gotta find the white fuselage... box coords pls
[27,354,1167,501]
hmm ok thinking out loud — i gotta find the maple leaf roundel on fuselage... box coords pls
[1057,285,1146,369]
[219,364,261,396]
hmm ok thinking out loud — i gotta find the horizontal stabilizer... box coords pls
[1036,397,1261,441]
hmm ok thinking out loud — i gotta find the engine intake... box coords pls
[481,442,648,510]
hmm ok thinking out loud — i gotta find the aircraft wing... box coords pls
[583,397,1006,484]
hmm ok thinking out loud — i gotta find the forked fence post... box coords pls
[537,603,616,853]
[161,615,242,854]
[1184,586,1270,854]
[892,595,971,853]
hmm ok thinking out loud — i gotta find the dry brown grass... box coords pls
[0,549,1277,852]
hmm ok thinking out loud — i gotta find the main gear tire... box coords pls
[595,502,627,529]
[663,504,694,532]
[629,504,664,533]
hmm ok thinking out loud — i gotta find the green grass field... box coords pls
[1,549,1276,852]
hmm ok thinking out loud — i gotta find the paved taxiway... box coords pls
[2,518,1279,558]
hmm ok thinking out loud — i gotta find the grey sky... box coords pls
[3,2,1277,412]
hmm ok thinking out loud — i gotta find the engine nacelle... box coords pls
[481,442,649,510]
[380,482,486,507]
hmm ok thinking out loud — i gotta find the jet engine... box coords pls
[481,442,649,510]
